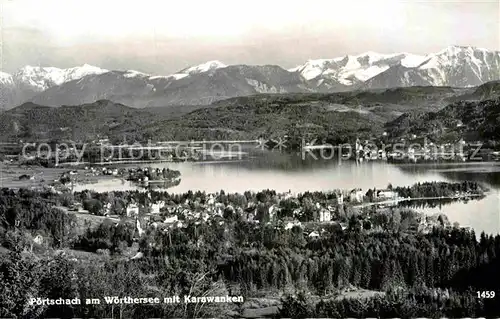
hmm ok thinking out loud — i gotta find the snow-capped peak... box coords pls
[156,60,227,81]
[63,64,109,81]
[124,70,149,78]
[179,60,227,75]
[436,45,487,55]
[0,71,13,85]
[365,46,500,88]
[419,45,487,70]
[13,64,109,91]
[351,51,400,63]
[399,53,427,68]
[290,51,427,85]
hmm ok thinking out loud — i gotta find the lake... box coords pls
[74,150,500,235]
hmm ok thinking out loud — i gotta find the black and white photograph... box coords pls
[0,0,500,317]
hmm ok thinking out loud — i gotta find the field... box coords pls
[0,163,68,188]
[0,162,119,189]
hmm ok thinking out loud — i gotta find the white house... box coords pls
[207,194,215,206]
[308,231,320,238]
[292,208,303,219]
[176,221,185,228]
[376,189,398,199]
[319,209,331,222]
[285,221,302,230]
[149,201,166,215]
[247,211,256,223]
[164,215,179,224]
[268,204,278,221]
[337,193,344,205]
[126,204,139,217]
[408,148,415,160]
[33,234,44,245]
[104,202,112,216]
[349,189,364,203]
[150,204,161,215]
[135,217,144,237]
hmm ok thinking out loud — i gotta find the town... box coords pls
[0,179,490,318]
[40,180,486,252]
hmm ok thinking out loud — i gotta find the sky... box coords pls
[2,0,499,74]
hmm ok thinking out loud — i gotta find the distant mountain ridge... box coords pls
[363,46,500,89]
[2,85,500,145]
[0,46,498,109]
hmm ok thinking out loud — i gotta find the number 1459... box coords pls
[477,291,495,298]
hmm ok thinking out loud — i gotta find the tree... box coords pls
[0,250,45,318]
[83,199,103,215]
[280,292,315,318]
[5,206,19,228]
[40,254,79,318]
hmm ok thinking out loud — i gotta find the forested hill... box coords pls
[0,100,158,142]
[0,97,384,144]
[211,86,460,107]
[385,98,500,142]
[144,94,385,144]
[1,84,499,145]
[449,80,500,102]
[143,86,469,144]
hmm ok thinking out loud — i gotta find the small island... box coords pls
[125,167,181,183]
[51,166,182,192]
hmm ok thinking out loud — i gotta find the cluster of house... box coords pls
[346,188,399,204]
[75,187,398,221]
[65,187,404,243]
[114,192,347,237]
[101,167,120,176]
[80,167,121,177]
[355,134,476,163]
[79,167,182,185]
[128,167,181,182]
[409,213,453,234]
[127,197,354,240]
[374,189,399,200]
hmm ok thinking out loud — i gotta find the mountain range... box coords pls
[0,46,498,110]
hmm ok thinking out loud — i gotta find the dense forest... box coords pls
[1,87,454,146]
[0,186,499,318]
[385,98,500,143]
[2,91,500,153]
